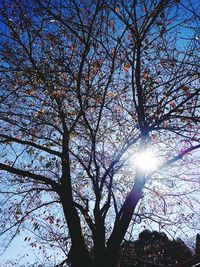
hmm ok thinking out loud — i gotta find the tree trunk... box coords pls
[93,220,106,267]
[105,174,145,267]
[59,188,93,267]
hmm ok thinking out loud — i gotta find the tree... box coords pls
[0,0,199,266]
[119,229,193,266]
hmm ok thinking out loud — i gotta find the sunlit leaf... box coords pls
[124,63,130,72]
[143,73,149,79]
[115,6,120,13]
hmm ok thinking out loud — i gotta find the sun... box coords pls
[135,150,160,171]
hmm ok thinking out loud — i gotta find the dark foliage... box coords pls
[119,230,195,267]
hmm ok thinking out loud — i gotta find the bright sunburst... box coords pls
[135,150,160,171]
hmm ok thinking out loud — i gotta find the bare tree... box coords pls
[0,0,199,266]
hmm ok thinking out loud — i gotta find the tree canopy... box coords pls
[0,0,199,266]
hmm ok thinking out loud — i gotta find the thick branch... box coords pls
[158,143,200,170]
[0,134,62,157]
[0,163,59,189]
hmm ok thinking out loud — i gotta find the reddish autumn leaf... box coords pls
[71,43,76,51]
[170,100,175,108]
